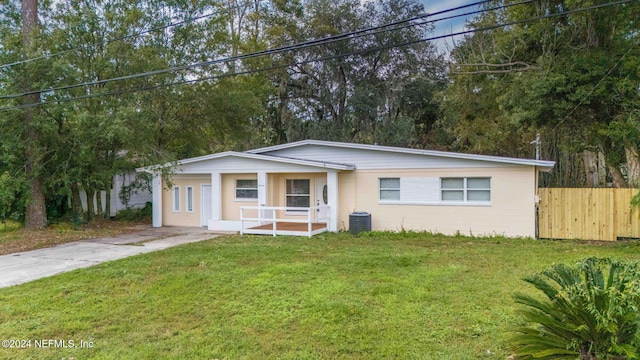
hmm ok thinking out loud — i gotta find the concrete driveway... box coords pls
[0,227,228,289]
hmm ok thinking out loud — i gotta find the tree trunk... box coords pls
[96,190,103,218]
[608,165,628,188]
[106,183,112,218]
[25,164,46,229]
[22,0,47,229]
[625,146,640,187]
[85,187,95,223]
[583,150,599,187]
[71,183,83,223]
[597,151,607,187]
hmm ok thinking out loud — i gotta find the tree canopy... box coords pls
[443,0,640,187]
[0,0,638,225]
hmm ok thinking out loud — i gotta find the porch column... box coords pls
[151,173,162,227]
[211,171,222,224]
[327,170,339,232]
[257,171,268,206]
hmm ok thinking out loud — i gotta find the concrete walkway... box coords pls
[0,227,228,289]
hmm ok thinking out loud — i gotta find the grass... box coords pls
[0,220,21,233]
[1,231,639,359]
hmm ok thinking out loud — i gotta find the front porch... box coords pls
[148,151,349,234]
[240,205,329,237]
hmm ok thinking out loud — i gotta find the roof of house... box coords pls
[247,139,556,171]
[138,140,555,173]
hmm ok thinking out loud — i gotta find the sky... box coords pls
[420,0,479,53]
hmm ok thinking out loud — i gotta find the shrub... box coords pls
[512,257,640,360]
[115,202,152,221]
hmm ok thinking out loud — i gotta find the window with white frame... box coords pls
[285,179,310,212]
[186,186,194,212]
[235,179,258,200]
[441,177,491,202]
[379,178,400,201]
[173,186,180,212]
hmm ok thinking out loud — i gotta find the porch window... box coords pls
[286,179,310,212]
[173,186,180,212]
[379,178,400,201]
[441,177,491,202]
[186,186,194,212]
[235,179,258,200]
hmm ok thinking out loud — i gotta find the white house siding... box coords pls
[176,154,345,174]
[346,166,536,237]
[258,144,509,170]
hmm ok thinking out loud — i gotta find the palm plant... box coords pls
[512,257,640,360]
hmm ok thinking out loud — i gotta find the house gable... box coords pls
[139,151,354,175]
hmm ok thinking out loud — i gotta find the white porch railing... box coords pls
[240,205,329,237]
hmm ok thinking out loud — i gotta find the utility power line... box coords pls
[0,0,532,100]
[0,0,633,112]
[0,1,253,70]
[555,36,640,130]
[0,0,490,71]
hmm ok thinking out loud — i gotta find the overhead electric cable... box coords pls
[0,0,536,100]
[0,0,493,70]
[0,1,252,70]
[0,0,632,112]
[554,36,640,130]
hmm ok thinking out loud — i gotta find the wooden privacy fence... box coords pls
[538,188,640,241]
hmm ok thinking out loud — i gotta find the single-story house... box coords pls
[137,140,555,237]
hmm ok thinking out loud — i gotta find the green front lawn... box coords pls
[1,232,639,359]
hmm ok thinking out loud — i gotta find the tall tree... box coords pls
[258,0,446,147]
[21,0,47,228]
[443,0,640,187]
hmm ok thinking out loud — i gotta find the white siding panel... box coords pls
[262,145,497,170]
[178,156,332,173]
[400,177,440,202]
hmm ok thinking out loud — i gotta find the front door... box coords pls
[201,184,211,227]
[315,177,328,221]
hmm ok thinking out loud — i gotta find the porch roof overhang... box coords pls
[136,151,355,174]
